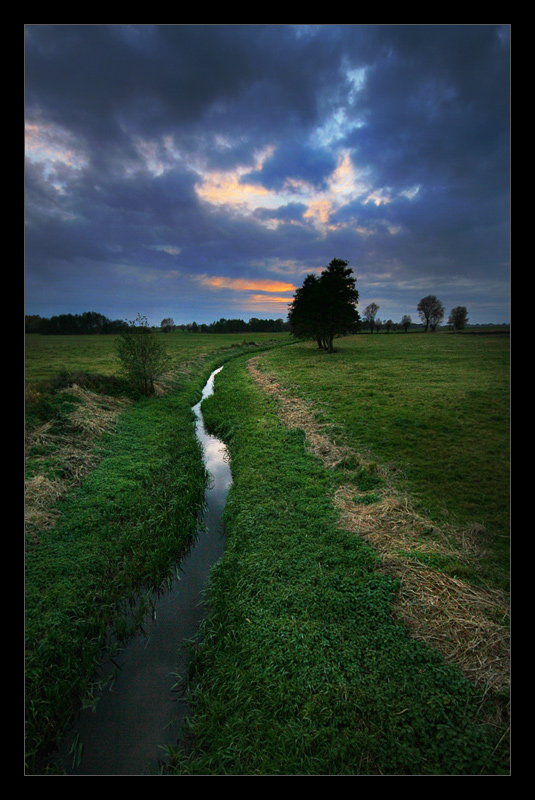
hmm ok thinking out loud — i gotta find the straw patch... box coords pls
[25,386,131,535]
[334,486,510,693]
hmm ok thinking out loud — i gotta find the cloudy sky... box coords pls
[25,24,510,326]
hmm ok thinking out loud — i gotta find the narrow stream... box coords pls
[60,367,231,775]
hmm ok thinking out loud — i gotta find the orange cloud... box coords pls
[248,294,294,305]
[25,121,88,172]
[195,146,276,211]
[198,274,296,293]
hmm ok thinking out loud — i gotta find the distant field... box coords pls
[25,331,290,384]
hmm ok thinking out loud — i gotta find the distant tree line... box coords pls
[360,297,473,333]
[25,290,490,340]
[25,312,129,335]
[25,313,290,335]
[160,317,291,334]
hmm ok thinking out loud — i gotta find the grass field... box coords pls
[25,331,285,384]
[24,329,510,774]
[260,333,510,592]
[168,339,510,774]
[25,333,286,773]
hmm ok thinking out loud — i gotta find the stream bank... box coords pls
[60,367,231,775]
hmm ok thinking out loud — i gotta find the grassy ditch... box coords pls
[24,340,283,774]
[166,355,509,775]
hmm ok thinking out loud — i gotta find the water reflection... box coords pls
[193,366,232,500]
[60,367,231,775]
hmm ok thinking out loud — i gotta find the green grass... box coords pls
[25,336,288,774]
[166,353,509,775]
[25,383,207,773]
[260,332,510,591]
[25,330,510,774]
[25,331,289,384]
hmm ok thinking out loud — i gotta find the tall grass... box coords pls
[25,390,207,772]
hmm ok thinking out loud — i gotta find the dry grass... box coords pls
[334,487,510,693]
[25,385,131,534]
[247,355,510,695]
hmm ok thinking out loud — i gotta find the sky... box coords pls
[25,24,511,327]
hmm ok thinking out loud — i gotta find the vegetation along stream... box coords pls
[61,367,231,775]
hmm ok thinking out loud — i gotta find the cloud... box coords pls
[196,274,295,293]
[24,25,510,325]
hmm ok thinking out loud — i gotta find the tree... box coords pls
[448,306,469,331]
[160,317,175,332]
[364,302,379,333]
[288,259,360,352]
[288,273,323,346]
[401,314,412,332]
[115,314,171,395]
[417,295,445,332]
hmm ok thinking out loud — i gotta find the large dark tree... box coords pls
[288,259,360,352]
[417,295,445,332]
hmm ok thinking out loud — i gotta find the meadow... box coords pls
[260,332,510,591]
[24,331,283,385]
[24,329,510,774]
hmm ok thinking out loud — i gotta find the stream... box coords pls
[60,367,231,775]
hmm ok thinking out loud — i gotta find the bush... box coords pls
[114,315,171,395]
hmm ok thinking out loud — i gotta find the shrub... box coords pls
[114,315,171,395]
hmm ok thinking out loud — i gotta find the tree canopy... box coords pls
[417,295,445,332]
[448,306,469,331]
[288,259,360,352]
[27,311,129,335]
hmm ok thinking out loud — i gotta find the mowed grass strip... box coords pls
[167,355,509,775]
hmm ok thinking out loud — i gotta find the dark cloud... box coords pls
[25,24,510,325]
[243,143,337,191]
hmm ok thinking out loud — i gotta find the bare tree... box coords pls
[115,314,171,395]
[364,302,379,333]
